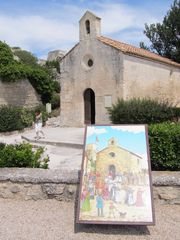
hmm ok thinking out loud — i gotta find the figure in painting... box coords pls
[81,188,91,211]
[136,189,144,207]
[108,202,116,218]
[125,188,134,206]
[96,192,104,217]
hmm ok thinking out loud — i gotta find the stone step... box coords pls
[21,135,83,149]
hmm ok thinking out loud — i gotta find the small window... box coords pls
[85,20,90,34]
[88,59,93,67]
[109,152,116,158]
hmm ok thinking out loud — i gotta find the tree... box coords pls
[140,0,180,63]
[0,41,14,65]
[13,49,38,67]
[0,41,58,104]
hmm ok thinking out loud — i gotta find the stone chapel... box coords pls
[60,11,180,127]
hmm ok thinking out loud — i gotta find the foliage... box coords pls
[0,106,25,132]
[139,42,150,51]
[0,62,29,82]
[0,106,33,132]
[108,98,179,124]
[20,108,34,127]
[149,123,180,170]
[52,80,61,93]
[13,49,38,67]
[50,93,60,110]
[27,67,54,103]
[0,41,14,65]
[45,60,60,74]
[0,143,49,168]
[0,41,59,104]
[140,0,180,63]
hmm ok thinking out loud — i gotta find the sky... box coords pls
[86,125,148,159]
[0,0,173,59]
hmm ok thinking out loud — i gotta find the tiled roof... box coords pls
[98,36,180,68]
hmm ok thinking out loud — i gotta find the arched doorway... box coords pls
[84,88,95,124]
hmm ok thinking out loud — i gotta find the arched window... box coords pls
[85,20,90,34]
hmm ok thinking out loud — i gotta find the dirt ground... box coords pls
[0,199,179,240]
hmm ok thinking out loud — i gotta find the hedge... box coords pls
[0,105,48,132]
[0,106,33,132]
[0,143,49,168]
[108,98,179,124]
[149,123,180,171]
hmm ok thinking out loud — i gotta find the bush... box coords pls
[0,106,25,132]
[0,106,34,132]
[108,98,179,124]
[149,123,180,170]
[52,80,60,93]
[20,108,34,127]
[51,93,60,110]
[0,41,58,104]
[0,143,49,168]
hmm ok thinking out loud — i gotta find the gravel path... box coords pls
[0,199,179,240]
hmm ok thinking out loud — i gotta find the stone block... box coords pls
[26,185,47,200]
[10,185,20,193]
[42,184,65,196]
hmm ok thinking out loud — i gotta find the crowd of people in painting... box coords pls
[81,167,149,218]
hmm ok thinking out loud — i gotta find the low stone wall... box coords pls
[0,79,41,108]
[0,168,179,204]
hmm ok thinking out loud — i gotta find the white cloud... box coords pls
[111,125,145,134]
[87,126,107,137]
[94,3,158,35]
[0,1,165,57]
[0,14,78,53]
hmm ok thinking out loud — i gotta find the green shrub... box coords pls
[0,105,50,132]
[51,93,60,110]
[0,143,49,168]
[45,60,60,74]
[13,49,38,67]
[52,80,60,93]
[0,106,24,132]
[108,98,179,124]
[20,108,34,127]
[0,41,58,104]
[149,123,180,170]
[0,41,14,65]
[0,106,35,132]
[0,63,29,82]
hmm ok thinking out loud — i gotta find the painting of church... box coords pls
[96,137,143,180]
[60,11,180,127]
[77,125,155,225]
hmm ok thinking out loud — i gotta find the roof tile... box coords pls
[98,36,180,68]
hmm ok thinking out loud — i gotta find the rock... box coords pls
[42,184,65,195]
[154,186,180,204]
[10,185,20,193]
[26,185,47,200]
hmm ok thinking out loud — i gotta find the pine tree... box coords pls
[140,0,180,63]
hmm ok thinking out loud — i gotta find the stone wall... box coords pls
[0,79,41,108]
[47,50,66,62]
[123,55,180,107]
[0,168,179,204]
[60,39,124,126]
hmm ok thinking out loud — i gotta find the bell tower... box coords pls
[79,11,101,41]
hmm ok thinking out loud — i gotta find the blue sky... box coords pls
[86,125,148,157]
[0,0,173,59]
